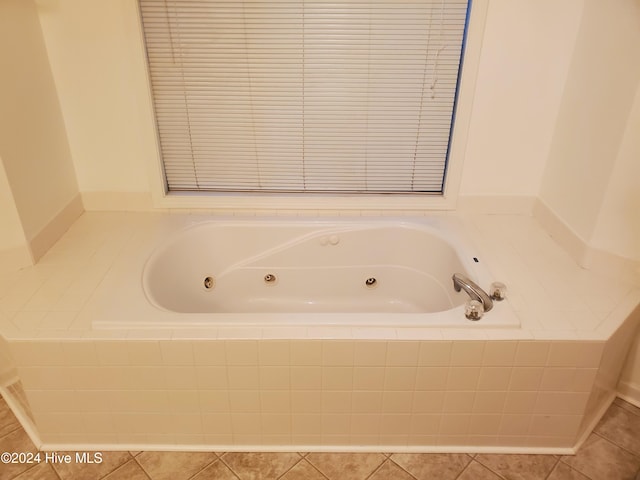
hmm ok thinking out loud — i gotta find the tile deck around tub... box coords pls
[0,211,637,341]
[0,395,639,480]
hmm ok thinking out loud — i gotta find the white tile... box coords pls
[322,341,354,366]
[514,341,550,366]
[382,391,414,414]
[259,366,291,390]
[447,367,481,390]
[95,341,131,366]
[547,341,604,368]
[482,341,517,366]
[258,341,290,365]
[291,366,322,390]
[386,341,420,366]
[196,366,228,389]
[450,341,485,366]
[322,366,353,390]
[414,367,449,391]
[227,366,260,390]
[508,367,544,391]
[192,341,226,365]
[126,341,162,366]
[473,391,507,414]
[384,367,417,391]
[354,341,387,366]
[353,366,385,391]
[412,391,446,414]
[418,341,452,366]
[159,340,195,365]
[321,391,352,413]
[225,340,259,365]
[477,367,512,391]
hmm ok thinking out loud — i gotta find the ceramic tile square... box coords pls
[226,366,260,390]
[322,413,351,435]
[196,366,228,389]
[261,390,291,414]
[321,391,352,413]
[322,341,354,366]
[191,341,227,365]
[259,366,291,390]
[386,341,420,366]
[447,367,481,390]
[292,414,322,435]
[201,412,232,434]
[198,390,231,413]
[382,391,414,414]
[322,366,353,390]
[225,340,259,365]
[509,367,544,391]
[290,341,322,365]
[450,342,485,366]
[473,391,507,414]
[167,390,201,413]
[482,341,517,366]
[439,414,471,435]
[477,367,512,391]
[514,341,550,366]
[547,341,604,368]
[291,366,322,389]
[383,366,416,391]
[163,366,198,390]
[418,341,452,366]
[413,391,446,413]
[291,391,322,413]
[414,366,448,390]
[228,390,261,413]
[443,391,476,413]
[353,367,386,390]
[159,340,195,365]
[258,340,290,365]
[351,413,382,435]
[354,341,387,366]
[95,341,131,366]
[561,433,640,480]
[352,391,383,414]
[61,341,99,366]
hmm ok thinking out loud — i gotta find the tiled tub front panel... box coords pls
[8,338,605,451]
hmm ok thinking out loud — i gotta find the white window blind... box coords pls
[140,0,470,194]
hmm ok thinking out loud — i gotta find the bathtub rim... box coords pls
[88,215,522,330]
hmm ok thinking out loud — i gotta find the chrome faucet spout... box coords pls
[452,273,493,312]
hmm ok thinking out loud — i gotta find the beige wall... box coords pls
[539,0,640,254]
[35,0,153,195]
[0,160,26,252]
[459,0,583,196]
[590,82,640,262]
[35,0,586,201]
[0,0,79,244]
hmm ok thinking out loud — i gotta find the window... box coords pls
[140,0,470,195]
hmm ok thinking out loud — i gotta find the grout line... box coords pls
[131,454,154,480]
[217,453,244,480]
[185,456,219,480]
[471,456,508,480]
[591,431,640,460]
[542,457,561,480]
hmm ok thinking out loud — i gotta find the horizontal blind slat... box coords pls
[140,0,468,193]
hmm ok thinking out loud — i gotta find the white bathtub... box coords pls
[92,216,519,328]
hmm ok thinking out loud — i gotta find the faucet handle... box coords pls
[489,282,507,301]
[465,300,484,320]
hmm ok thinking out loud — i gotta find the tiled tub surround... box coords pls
[0,212,638,453]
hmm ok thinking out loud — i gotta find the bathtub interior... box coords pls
[142,221,481,314]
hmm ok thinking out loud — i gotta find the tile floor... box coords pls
[1,396,639,480]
